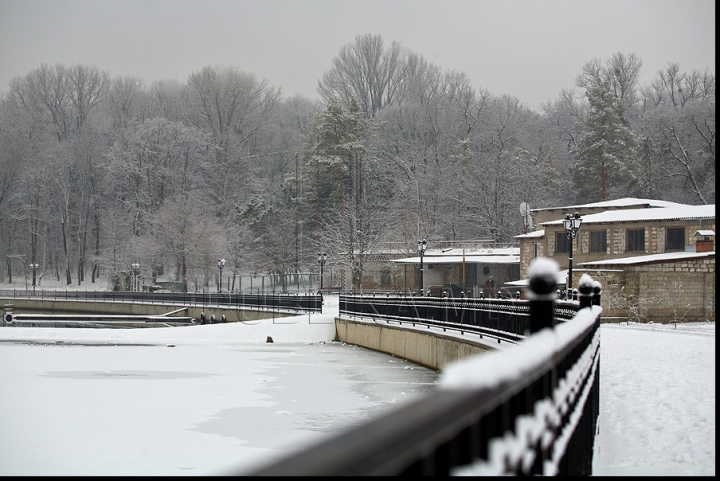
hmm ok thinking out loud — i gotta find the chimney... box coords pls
[693,230,715,253]
[696,239,714,252]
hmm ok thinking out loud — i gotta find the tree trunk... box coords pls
[61,215,72,285]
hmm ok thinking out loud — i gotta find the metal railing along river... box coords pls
[0,289,322,314]
[339,293,580,344]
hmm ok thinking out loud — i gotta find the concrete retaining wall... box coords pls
[0,298,288,323]
[334,318,501,371]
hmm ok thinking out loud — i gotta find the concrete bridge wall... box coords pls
[334,318,501,371]
[0,298,287,323]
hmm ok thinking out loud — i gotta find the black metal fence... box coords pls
[245,271,602,476]
[0,289,322,313]
[339,294,580,343]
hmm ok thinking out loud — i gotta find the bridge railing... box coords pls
[0,289,322,313]
[339,293,580,342]
[244,260,602,476]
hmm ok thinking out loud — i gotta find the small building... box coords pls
[513,198,715,322]
[392,242,520,297]
[334,240,520,297]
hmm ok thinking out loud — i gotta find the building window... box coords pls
[555,232,570,253]
[626,228,645,252]
[533,243,538,259]
[590,230,607,253]
[666,227,685,251]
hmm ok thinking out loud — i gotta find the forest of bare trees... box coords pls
[0,35,714,290]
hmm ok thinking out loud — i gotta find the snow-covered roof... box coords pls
[578,250,714,267]
[541,204,715,226]
[394,254,519,265]
[422,247,518,256]
[694,230,715,237]
[394,247,519,264]
[532,197,688,212]
[515,229,545,239]
[504,269,568,287]
[342,245,517,257]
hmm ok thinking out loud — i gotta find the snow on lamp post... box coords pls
[131,263,140,292]
[318,252,328,293]
[417,239,428,296]
[562,212,582,296]
[217,258,226,293]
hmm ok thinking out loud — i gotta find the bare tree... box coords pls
[141,194,225,292]
[104,117,215,236]
[106,75,149,132]
[185,65,281,216]
[318,34,404,118]
[639,64,715,204]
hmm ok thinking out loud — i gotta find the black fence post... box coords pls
[578,274,594,309]
[527,258,559,334]
[592,281,602,306]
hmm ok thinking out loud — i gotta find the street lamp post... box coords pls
[318,252,328,293]
[30,263,39,292]
[562,212,582,296]
[417,239,428,295]
[217,259,226,293]
[131,263,140,292]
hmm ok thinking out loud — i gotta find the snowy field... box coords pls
[0,281,715,476]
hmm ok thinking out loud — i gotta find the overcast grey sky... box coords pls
[0,0,714,111]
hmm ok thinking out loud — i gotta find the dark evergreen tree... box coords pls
[572,80,639,202]
[298,97,375,289]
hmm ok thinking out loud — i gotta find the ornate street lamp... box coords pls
[30,263,39,292]
[131,263,140,292]
[562,212,582,295]
[217,258,226,292]
[318,252,328,292]
[417,239,428,295]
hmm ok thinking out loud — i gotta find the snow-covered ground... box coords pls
[592,319,715,476]
[0,280,715,476]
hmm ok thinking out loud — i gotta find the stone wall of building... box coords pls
[578,256,715,323]
[519,220,715,279]
[519,238,546,275]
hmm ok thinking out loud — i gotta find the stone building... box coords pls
[513,198,715,323]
